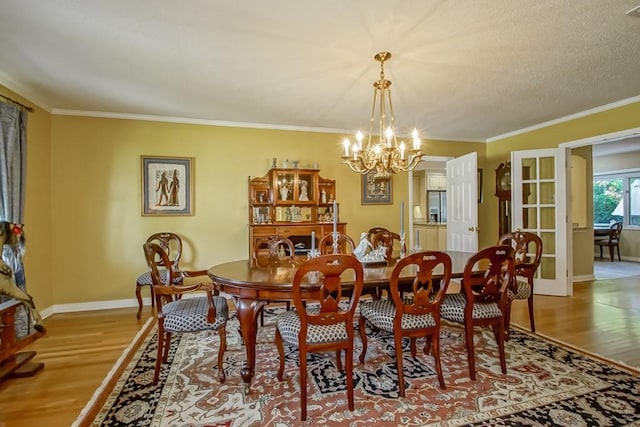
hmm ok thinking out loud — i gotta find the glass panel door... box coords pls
[512,148,571,296]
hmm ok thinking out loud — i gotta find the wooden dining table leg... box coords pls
[235,297,266,394]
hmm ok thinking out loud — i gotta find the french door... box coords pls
[512,148,572,296]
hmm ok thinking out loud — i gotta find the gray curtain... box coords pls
[0,102,29,337]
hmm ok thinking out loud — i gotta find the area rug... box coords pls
[75,307,640,426]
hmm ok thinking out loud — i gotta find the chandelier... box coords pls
[341,51,423,180]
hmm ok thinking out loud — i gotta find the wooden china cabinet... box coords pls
[248,168,347,261]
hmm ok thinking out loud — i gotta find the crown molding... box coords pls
[487,95,640,142]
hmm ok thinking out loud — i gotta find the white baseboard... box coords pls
[39,292,235,319]
[573,274,596,283]
[40,298,144,318]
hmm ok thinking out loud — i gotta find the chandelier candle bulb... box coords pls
[343,139,350,157]
[412,128,420,150]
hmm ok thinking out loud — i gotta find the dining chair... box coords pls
[367,227,389,242]
[143,241,229,385]
[135,232,184,319]
[253,236,296,267]
[594,222,622,262]
[252,236,295,325]
[358,251,452,397]
[274,254,364,421]
[319,232,355,255]
[439,245,515,380]
[498,230,542,337]
[371,230,405,264]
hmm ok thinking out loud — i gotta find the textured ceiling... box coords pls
[1,0,639,141]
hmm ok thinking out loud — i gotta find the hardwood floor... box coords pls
[0,274,639,427]
[0,309,148,427]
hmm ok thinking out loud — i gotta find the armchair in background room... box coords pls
[594,222,622,262]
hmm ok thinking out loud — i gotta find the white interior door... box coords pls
[446,152,478,252]
[512,148,572,296]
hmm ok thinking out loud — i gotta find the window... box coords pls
[593,173,640,227]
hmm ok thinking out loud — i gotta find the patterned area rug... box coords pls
[77,307,640,426]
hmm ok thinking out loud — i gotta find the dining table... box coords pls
[207,250,478,394]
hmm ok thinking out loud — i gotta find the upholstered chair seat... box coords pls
[359,299,437,330]
[276,307,348,344]
[136,270,182,286]
[162,296,228,332]
[440,293,503,323]
[508,279,532,300]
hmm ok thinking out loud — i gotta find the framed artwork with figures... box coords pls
[141,155,194,216]
[361,172,393,205]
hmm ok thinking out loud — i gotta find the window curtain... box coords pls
[0,102,29,338]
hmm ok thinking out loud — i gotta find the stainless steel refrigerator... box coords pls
[427,190,447,223]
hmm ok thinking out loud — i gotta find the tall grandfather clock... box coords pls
[495,162,511,237]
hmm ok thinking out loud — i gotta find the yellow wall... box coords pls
[49,116,483,304]
[0,86,53,310]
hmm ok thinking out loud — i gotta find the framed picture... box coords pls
[141,156,194,216]
[361,172,393,205]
